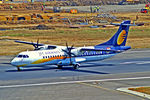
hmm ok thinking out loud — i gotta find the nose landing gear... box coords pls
[73,64,80,69]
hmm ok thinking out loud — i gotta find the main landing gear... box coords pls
[57,64,80,70]
[17,67,21,71]
[73,64,80,69]
[57,65,63,69]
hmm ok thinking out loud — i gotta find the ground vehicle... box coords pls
[141,4,150,13]
[145,4,150,10]
[141,8,148,13]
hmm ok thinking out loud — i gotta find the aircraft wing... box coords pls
[14,40,44,46]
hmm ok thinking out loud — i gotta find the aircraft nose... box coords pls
[11,59,18,66]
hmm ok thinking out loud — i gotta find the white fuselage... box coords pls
[11,46,117,68]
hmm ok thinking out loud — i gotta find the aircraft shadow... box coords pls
[6,66,57,72]
[6,65,110,74]
[80,63,114,68]
[0,63,11,65]
[61,67,109,74]
[5,61,114,74]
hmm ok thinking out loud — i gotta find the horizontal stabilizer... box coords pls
[111,22,143,26]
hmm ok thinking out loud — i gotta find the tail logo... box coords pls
[117,30,126,45]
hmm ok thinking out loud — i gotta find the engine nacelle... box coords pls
[57,59,72,66]
[37,45,57,50]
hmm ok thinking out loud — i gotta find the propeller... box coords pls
[32,39,40,50]
[62,42,76,65]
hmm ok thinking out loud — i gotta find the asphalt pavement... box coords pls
[0,49,150,100]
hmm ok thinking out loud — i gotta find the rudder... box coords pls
[96,20,131,46]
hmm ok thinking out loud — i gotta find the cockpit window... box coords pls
[18,55,23,58]
[23,55,26,58]
[17,55,29,58]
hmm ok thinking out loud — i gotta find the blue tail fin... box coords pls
[96,20,131,46]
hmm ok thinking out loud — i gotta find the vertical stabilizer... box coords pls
[96,20,131,46]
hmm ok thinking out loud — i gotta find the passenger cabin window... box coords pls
[47,46,56,50]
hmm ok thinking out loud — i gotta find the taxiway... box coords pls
[0,49,150,100]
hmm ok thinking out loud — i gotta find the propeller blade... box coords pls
[70,44,74,50]
[64,42,76,65]
[66,42,68,48]
[62,49,68,54]
[31,41,36,48]
[37,39,39,48]
[31,39,40,50]
[70,53,76,57]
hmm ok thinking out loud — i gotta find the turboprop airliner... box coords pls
[11,20,136,71]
